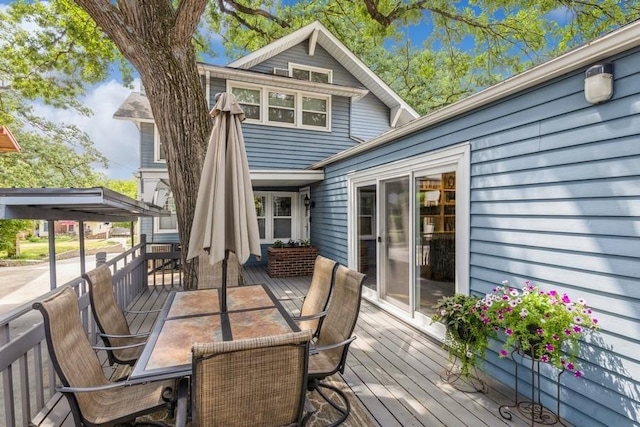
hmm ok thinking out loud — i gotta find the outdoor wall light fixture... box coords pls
[584,63,614,104]
[304,194,315,212]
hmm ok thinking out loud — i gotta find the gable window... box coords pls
[228,82,331,131]
[289,63,332,84]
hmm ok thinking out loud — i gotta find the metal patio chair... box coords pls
[188,329,314,427]
[286,255,339,337]
[32,286,177,427]
[197,251,245,289]
[83,264,158,367]
[307,265,365,426]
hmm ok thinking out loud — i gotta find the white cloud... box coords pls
[33,79,141,180]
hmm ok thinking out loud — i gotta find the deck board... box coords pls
[35,265,538,427]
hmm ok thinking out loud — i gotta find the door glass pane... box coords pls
[382,177,410,309]
[416,172,456,316]
[357,185,377,292]
[273,196,292,239]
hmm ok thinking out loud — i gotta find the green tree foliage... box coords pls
[210,0,639,114]
[0,219,32,257]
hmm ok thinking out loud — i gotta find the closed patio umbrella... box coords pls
[187,92,261,311]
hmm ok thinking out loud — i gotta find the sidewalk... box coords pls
[0,253,119,315]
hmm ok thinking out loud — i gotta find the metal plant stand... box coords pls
[499,347,567,426]
[440,352,487,393]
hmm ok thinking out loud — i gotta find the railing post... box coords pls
[96,251,107,266]
[141,234,148,288]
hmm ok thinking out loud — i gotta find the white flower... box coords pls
[520,308,529,318]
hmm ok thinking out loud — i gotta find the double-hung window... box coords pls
[229,82,331,131]
[155,193,178,233]
[154,125,166,163]
[254,192,296,242]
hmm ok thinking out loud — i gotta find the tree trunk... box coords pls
[74,0,210,289]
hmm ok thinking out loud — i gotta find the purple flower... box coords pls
[505,328,513,335]
[536,328,544,335]
[500,349,508,358]
[566,362,575,371]
[545,344,554,352]
[540,355,549,363]
[574,370,583,378]
[553,334,559,341]
[573,325,582,333]
[549,290,557,296]
[564,329,573,336]
[562,293,571,303]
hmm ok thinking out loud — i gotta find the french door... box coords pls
[350,144,470,327]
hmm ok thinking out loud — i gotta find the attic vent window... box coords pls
[289,63,332,84]
[273,67,289,77]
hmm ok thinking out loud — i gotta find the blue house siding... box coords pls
[351,93,390,140]
[249,41,392,141]
[249,41,365,88]
[313,47,640,426]
[140,123,164,170]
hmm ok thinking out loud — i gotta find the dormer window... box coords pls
[289,63,332,84]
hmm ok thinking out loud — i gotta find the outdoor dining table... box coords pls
[129,284,300,381]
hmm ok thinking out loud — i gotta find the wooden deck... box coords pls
[35,265,538,427]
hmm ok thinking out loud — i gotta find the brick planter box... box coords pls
[267,246,319,278]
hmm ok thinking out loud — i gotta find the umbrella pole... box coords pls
[221,249,229,312]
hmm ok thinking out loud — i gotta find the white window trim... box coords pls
[347,143,471,330]
[288,62,333,83]
[154,125,166,164]
[227,81,331,132]
[154,192,178,234]
[254,191,301,243]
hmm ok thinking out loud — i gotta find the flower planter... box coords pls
[267,246,319,278]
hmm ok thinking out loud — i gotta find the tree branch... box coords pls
[174,0,208,44]
[217,0,290,31]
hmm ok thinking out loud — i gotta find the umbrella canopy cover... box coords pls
[187,93,261,266]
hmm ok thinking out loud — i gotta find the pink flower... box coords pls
[545,344,554,352]
[540,355,549,363]
[574,370,583,378]
[549,290,557,296]
[573,325,582,333]
[562,293,571,303]
[500,349,508,358]
[505,328,513,335]
[553,334,559,341]
[566,362,575,371]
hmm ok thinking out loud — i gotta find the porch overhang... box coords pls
[250,170,324,188]
[0,187,170,222]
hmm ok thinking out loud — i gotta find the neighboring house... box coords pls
[308,20,640,427]
[36,220,113,238]
[114,21,418,264]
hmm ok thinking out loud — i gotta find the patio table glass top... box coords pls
[129,284,299,380]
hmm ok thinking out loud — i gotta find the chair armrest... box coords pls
[92,341,145,351]
[291,311,327,322]
[310,336,357,355]
[98,331,150,339]
[56,376,163,393]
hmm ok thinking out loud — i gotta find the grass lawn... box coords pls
[1,237,120,260]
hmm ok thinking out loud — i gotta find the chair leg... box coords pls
[310,379,351,427]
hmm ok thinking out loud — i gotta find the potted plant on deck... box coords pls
[477,280,599,377]
[431,293,495,392]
